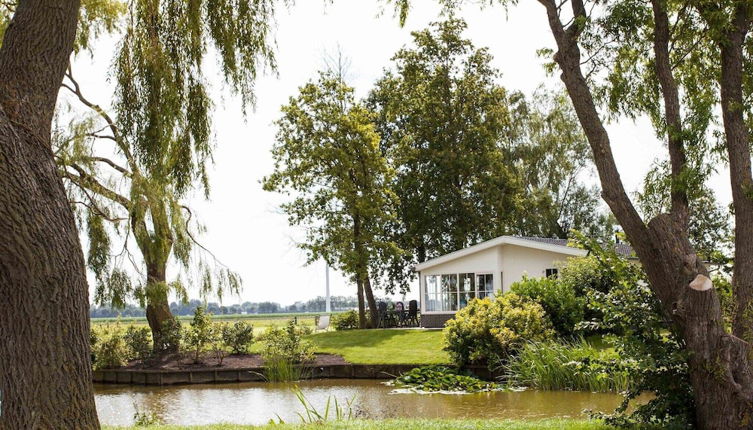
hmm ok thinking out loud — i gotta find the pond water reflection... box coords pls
[95,379,633,426]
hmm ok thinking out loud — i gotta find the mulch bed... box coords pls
[122,352,348,371]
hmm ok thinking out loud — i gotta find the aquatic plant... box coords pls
[391,365,499,393]
[505,339,632,393]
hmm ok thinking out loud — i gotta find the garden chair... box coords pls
[316,314,330,332]
[377,301,389,328]
[395,301,406,327]
[407,300,419,327]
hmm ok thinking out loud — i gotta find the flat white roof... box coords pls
[414,236,588,272]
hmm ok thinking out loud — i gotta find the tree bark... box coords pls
[362,274,380,329]
[0,0,100,428]
[712,4,753,344]
[356,276,367,329]
[144,262,179,353]
[535,0,753,427]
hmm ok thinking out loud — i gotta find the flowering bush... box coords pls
[443,293,554,369]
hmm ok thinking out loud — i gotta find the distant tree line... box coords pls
[89,295,360,318]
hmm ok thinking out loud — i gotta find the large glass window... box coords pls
[425,272,493,311]
[477,273,493,299]
[441,274,458,311]
[425,275,440,311]
[459,273,475,308]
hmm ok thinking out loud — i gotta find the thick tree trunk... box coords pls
[362,275,380,329]
[0,1,100,428]
[356,277,367,329]
[144,262,178,353]
[714,6,753,344]
[535,1,753,427]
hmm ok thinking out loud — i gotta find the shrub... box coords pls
[154,318,182,353]
[443,293,554,369]
[184,306,217,362]
[221,321,254,354]
[511,276,585,337]
[573,233,693,429]
[124,325,152,361]
[506,339,632,393]
[332,310,359,331]
[392,365,499,392]
[260,320,314,364]
[92,326,130,370]
[260,320,314,382]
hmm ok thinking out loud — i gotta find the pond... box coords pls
[95,379,637,426]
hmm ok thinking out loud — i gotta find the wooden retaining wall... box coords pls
[93,363,499,386]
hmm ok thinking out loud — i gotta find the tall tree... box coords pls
[367,19,522,265]
[368,19,609,289]
[52,0,282,351]
[263,72,403,328]
[386,0,753,427]
[0,1,100,427]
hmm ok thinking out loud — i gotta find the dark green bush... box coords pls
[510,276,585,337]
[443,293,554,369]
[392,365,499,392]
[124,325,152,361]
[221,320,254,354]
[332,310,359,330]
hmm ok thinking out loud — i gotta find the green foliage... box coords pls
[260,320,314,365]
[572,237,694,429]
[443,294,554,369]
[506,340,632,393]
[184,306,217,362]
[367,18,521,281]
[332,310,359,331]
[154,318,183,354]
[635,160,732,266]
[92,325,131,370]
[392,365,499,393]
[221,320,254,354]
[283,385,355,424]
[510,276,585,337]
[367,18,609,288]
[123,325,152,361]
[263,71,403,297]
[133,409,161,427]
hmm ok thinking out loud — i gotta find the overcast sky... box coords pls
[72,1,732,306]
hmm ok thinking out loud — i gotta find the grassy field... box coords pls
[92,314,320,333]
[104,418,611,430]
[91,313,320,327]
[305,329,450,364]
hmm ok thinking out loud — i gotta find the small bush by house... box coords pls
[443,293,554,368]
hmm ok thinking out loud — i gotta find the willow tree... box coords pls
[263,72,403,328]
[390,0,753,427]
[0,0,275,429]
[53,0,283,351]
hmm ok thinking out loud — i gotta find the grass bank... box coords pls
[104,418,610,430]
[304,329,449,364]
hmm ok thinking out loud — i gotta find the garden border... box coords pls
[92,363,497,386]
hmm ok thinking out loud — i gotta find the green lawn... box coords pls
[304,329,450,364]
[105,418,611,430]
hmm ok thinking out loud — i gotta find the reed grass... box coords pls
[506,339,632,393]
[262,357,307,382]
